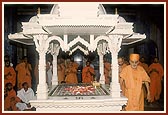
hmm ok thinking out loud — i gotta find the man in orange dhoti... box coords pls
[118,57,128,96]
[120,54,151,111]
[4,59,16,87]
[82,61,95,83]
[65,61,78,84]
[104,59,111,84]
[57,58,65,84]
[4,83,21,111]
[148,57,164,103]
[15,57,32,90]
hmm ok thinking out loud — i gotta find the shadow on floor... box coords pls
[144,92,164,111]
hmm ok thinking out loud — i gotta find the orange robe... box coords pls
[104,62,111,84]
[148,63,164,102]
[120,65,150,111]
[139,62,149,72]
[4,66,16,87]
[82,66,95,83]
[15,62,32,90]
[73,62,79,69]
[65,66,78,84]
[119,63,127,96]
[4,89,21,111]
[57,63,65,84]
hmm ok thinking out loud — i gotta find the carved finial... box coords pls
[37,7,40,14]
[115,8,118,15]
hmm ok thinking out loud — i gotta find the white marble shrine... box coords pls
[8,3,146,112]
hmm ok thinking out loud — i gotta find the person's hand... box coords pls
[87,69,90,72]
[146,92,151,102]
[8,72,12,76]
[4,72,11,78]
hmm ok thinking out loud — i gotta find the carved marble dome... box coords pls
[29,4,126,23]
[50,3,107,18]
[29,4,125,24]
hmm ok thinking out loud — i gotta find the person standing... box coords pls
[118,57,128,96]
[139,57,149,72]
[120,54,151,111]
[148,57,164,103]
[104,59,111,84]
[15,56,32,90]
[46,57,53,89]
[82,61,95,83]
[65,60,78,84]
[4,58,16,88]
[57,58,65,84]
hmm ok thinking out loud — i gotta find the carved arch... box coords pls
[90,35,110,51]
[68,36,89,48]
[70,45,88,55]
[47,36,65,51]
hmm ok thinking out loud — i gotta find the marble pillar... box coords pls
[108,35,122,97]
[50,43,60,86]
[97,44,105,84]
[33,34,49,100]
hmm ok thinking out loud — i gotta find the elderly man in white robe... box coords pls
[16,82,35,111]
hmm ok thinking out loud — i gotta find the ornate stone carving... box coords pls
[108,35,122,55]
[50,4,60,16]
[68,36,89,49]
[33,34,49,54]
[70,45,88,55]
[108,35,123,97]
[30,97,127,112]
[63,35,69,52]
[47,36,65,51]
[48,43,60,56]
[89,35,110,52]
[97,43,108,84]
[48,43,60,86]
